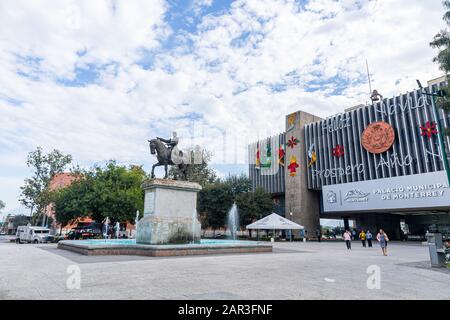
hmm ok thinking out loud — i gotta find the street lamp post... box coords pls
[417,80,450,185]
[289,212,293,242]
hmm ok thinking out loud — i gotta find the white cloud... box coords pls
[0,0,168,78]
[0,0,446,212]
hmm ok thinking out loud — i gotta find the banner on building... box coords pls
[322,171,450,212]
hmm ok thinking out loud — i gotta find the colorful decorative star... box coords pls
[332,144,345,158]
[278,145,285,166]
[287,156,299,177]
[287,136,300,149]
[255,143,260,168]
[307,144,317,167]
[420,121,438,139]
[287,113,296,127]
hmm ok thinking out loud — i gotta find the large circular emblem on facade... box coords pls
[361,121,395,154]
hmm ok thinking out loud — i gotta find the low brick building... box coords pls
[44,173,77,234]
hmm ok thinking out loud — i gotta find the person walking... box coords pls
[376,229,389,256]
[316,228,321,242]
[344,229,352,250]
[359,230,366,247]
[351,229,357,241]
[366,230,373,247]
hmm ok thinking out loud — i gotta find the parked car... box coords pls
[53,235,66,243]
[66,222,103,240]
[212,233,224,239]
[15,226,55,244]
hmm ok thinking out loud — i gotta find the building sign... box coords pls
[322,171,450,212]
[305,82,449,191]
[322,114,351,133]
[311,152,411,179]
[374,94,429,116]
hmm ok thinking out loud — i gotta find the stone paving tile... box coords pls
[0,241,449,299]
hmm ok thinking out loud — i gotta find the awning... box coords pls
[246,213,304,230]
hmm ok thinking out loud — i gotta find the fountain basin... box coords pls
[57,239,272,257]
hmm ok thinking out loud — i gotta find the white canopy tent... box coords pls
[246,213,304,241]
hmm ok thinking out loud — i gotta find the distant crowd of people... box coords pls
[343,228,389,256]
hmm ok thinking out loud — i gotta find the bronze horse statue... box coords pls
[148,138,189,180]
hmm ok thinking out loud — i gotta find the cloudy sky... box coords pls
[0,0,446,216]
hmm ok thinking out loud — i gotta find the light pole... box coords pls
[417,80,450,185]
[289,212,293,242]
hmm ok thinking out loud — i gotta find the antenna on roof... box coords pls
[366,59,372,94]
[366,59,382,104]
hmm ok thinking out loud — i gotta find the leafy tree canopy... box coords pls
[431,1,450,73]
[198,174,272,231]
[235,187,273,227]
[430,1,450,115]
[19,147,72,221]
[222,174,251,197]
[198,182,234,230]
[52,161,146,226]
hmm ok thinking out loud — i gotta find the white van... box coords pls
[15,226,54,244]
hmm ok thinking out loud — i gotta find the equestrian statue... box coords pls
[148,132,190,180]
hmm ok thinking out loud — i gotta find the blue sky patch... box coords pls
[15,55,43,81]
[0,95,24,107]
[56,62,119,87]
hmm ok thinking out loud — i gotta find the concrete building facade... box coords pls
[248,81,450,240]
[248,110,323,237]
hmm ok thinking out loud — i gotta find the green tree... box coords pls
[430,1,450,120]
[431,1,450,74]
[168,148,217,186]
[52,161,145,226]
[52,176,94,226]
[198,175,270,236]
[222,174,251,196]
[198,182,234,234]
[92,162,145,223]
[235,187,273,236]
[19,147,72,224]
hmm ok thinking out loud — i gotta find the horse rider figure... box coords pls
[158,132,185,162]
[157,132,178,154]
[149,132,189,179]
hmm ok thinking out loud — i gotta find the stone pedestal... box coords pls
[136,179,202,245]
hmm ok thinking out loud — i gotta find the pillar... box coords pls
[343,217,350,231]
[285,111,321,239]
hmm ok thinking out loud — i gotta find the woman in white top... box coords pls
[343,230,352,250]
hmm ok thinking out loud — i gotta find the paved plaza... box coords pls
[0,238,449,300]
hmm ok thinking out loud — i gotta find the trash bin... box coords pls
[426,233,446,268]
